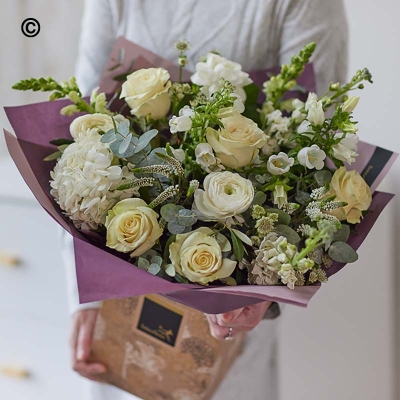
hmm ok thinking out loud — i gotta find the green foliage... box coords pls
[160,204,197,234]
[274,225,301,244]
[328,241,358,263]
[231,231,245,262]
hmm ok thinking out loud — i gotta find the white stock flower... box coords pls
[105,198,163,257]
[191,53,252,101]
[267,152,294,175]
[206,112,268,169]
[50,134,136,231]
[169,227,236,284]
[195,143,224,173]
[332,133,359,164]
[169,106,194,134]
[298,144,326,170]
[265,110,291,144]
[121,68,171,119]
[193,171,254,222]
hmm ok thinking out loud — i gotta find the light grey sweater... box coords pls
[64,1,348,399]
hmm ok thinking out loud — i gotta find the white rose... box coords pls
[193,171,254,222]
[191,53,252,101]
[195,143,224,173]
[307,99,325,126]
[332,133,359,164]
[298,144,326,170]
[206,113,268,169]
[70,113,128,141]
[121,68,171,119]
[169,106,194,134]
[105,198,163,257]
[169,227,236,284]
[267,152,294,175]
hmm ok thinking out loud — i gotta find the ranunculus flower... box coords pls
[121,68,171,119]
[105,198,163,257]
[332,133,359,164]
[169,227,236,284]
[267,152,294,175]
[169,106,194,134]
[70,113,128,142]
[191,53,252,101]
[206,113,268,169]
[325,167,372,224]
[193,171,254,222]
[298,144,326,170]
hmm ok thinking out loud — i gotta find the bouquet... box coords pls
[4,38,397,313]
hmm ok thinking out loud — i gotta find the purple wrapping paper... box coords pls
[3,39,397,313]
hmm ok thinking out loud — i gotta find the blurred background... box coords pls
[0,1,399,399]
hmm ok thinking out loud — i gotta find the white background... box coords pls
[0,1,399,399]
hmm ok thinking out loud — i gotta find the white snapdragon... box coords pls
[332,133,359,164]
[298,144,326,170]
[267,152,294,175]
[169,106,195,134]
[265,110,291,144]
[195,143,224,173]
[291,98,306,124]
[191,53,252,101]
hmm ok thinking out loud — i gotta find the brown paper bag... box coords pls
[89,295,245,400]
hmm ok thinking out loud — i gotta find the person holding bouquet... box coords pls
[63,0,348,399]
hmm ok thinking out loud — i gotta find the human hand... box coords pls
[206,301,272,340]
[70,309,107,382]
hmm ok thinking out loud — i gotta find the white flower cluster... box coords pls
[249,233,314,289]
[50,114,138,230]
[191,53,253,101]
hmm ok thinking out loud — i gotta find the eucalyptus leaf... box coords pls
[110,139,123,155]
[161,204,182,222]
[328,241,358,263]
[264,208,291,225]
[177,209,197,227]
[252,191,267,206]
[135,129,158,153]
[148,263,161,275]
[119,132,133,154]
[215,232,231,252]
[175,273,190,284]
[100,129,116,143]
[151,255,163,266]
[231,229,252,246]
[295,190,310,205]
[333,224,351,243]
[220,277,237,286]
[314,170,332,187]
[274,225,301,244]
[118,122,130,136]
[168,221,187,235]
[231,231,244,262]
[137,258,150,271]
[118,142,136,158]
[165,264,176,277]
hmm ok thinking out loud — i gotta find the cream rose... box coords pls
[206,113,268,169]
[105,198,163,257]
[120,68,171,119]
[325,167,372,224]
[169,227,236,284]
[193,171,254,221]
[70,113,128,141]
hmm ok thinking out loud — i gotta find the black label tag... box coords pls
[137,297,183,347]
[361,147,393,186]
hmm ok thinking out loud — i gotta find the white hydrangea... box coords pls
[50,124,137,231]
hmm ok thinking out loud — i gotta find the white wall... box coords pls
[279,2,400,400]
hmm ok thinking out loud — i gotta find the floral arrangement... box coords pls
[11,41,385,293]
